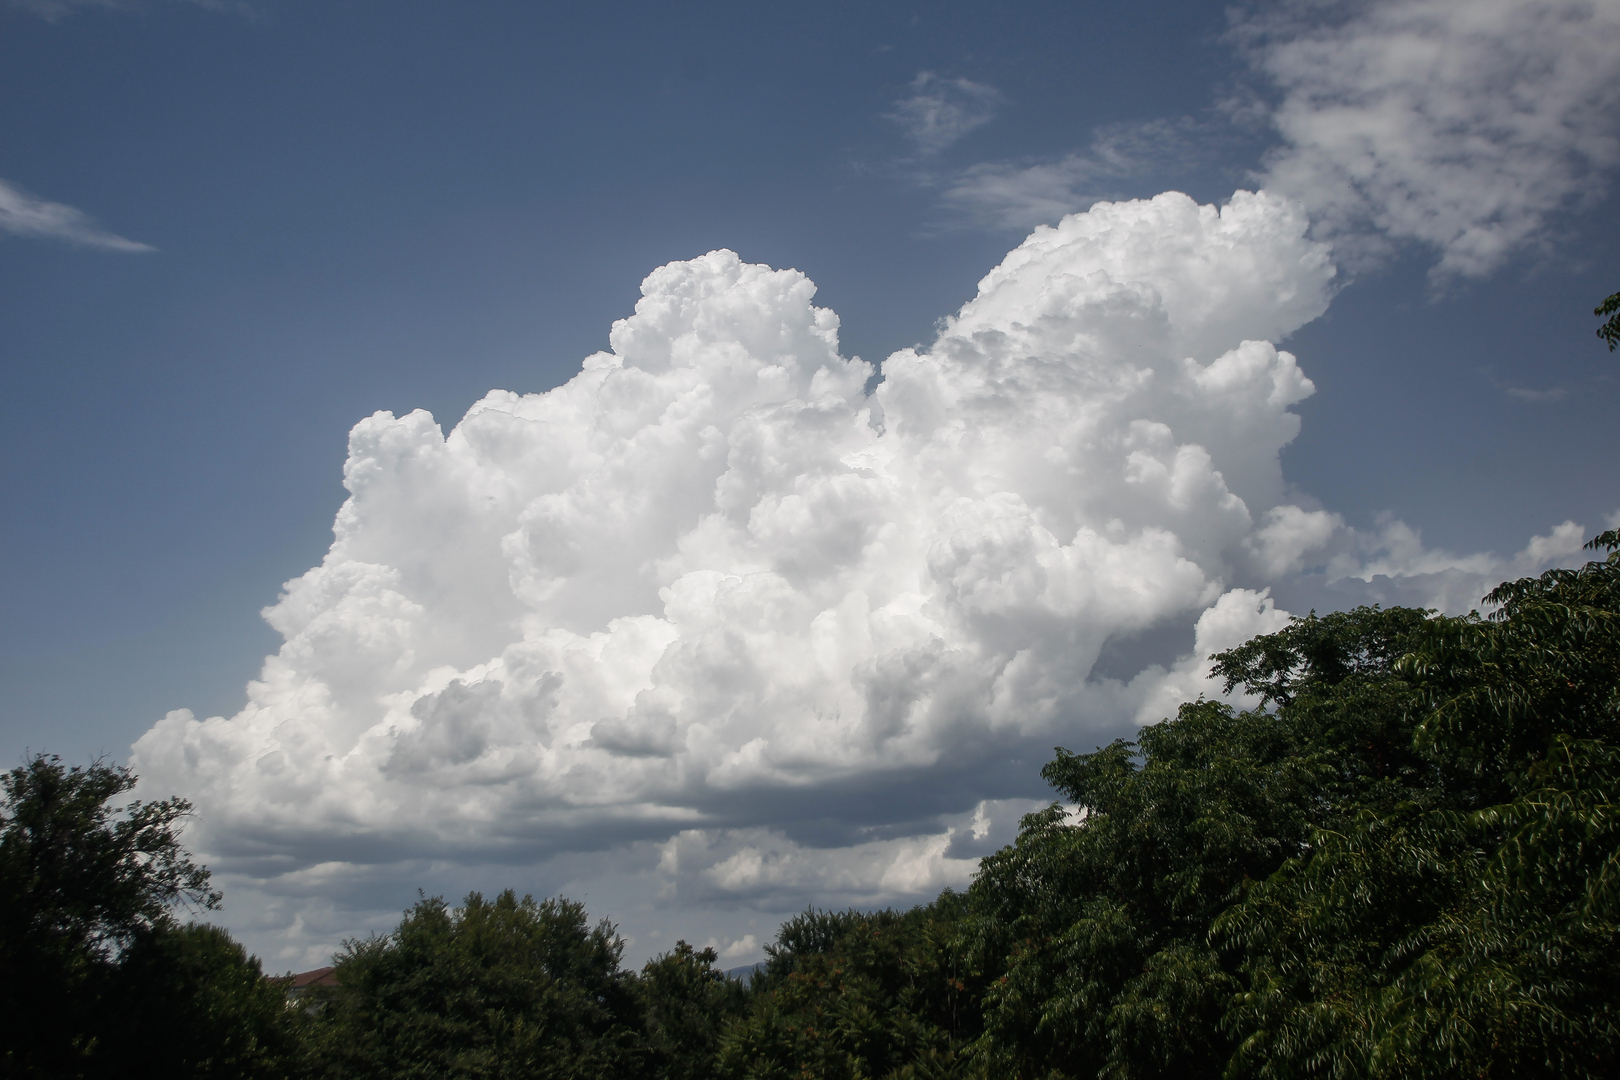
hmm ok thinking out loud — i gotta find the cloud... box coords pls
[1324,514,1586,584]
[933,1,1620,276]
[885,73,1003,155]
[133,187,1592,965]
[715,934,759,961]
[660,828,979,907]
[7,0,122,15]
[1240,0,1620,278]
[8,0,251,20]
[1130,587,1296,726]
[1502,385,1567,402]
[0,178,155,252]
[940,117,1247,231]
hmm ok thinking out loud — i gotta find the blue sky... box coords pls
[2,0,1617,968]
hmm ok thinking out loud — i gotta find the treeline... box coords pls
[4,529,1617,1079]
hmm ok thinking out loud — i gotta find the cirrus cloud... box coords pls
[7,0,252,21]
[0,177,154,252]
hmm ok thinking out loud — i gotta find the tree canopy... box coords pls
[307,889,647,1079]
[1,756,219,1078]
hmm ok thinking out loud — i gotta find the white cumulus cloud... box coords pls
[132,187,1592,964]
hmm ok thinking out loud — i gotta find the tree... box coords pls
[961,605,1438,1079]
[638,940,748,1080]
[1217,530,1620,1079]
[308,889,646,1079]
[1597,290,1620,350]
[100,921,311,1079]
[0,754,220,1079]
[965,704,1313,1079]
[717,898,980,1080]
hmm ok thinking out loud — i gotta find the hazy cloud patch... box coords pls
[935,0,1620,278]
[8,0,252,19]
[1239,0,1620,278]
[885,72,1003,155]
[939,117,1247,230]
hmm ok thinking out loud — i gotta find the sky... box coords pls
[2,0,1618,970]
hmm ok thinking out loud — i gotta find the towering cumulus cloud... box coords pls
[132,189,1576,959]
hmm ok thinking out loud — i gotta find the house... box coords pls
[278,965,339,1002]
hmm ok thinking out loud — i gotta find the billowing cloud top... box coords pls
[133,189,1588,959]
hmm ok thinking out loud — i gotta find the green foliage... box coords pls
[1210,605,1433,710]
[0,754,220,956]
[962,605,1438,1080]
[639,939,749,1080]
[0,754,221,1079]
[100,921,311,1079]
[717,896,981,1079]
[966,707,1303,1079]
[1217,530,1620,1079]
[1597,290,1620,350]
[308,889,646,1079]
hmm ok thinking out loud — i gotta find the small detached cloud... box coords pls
[715,934,759,961]
[1502,385,1567,403]
[662,828,979,908]
[1479,365,1575,403]
[885,72,1003,155]
[0,178,154,252]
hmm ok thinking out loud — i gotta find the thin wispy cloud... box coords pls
[0,178,155,252]
[885,72,1003,155]
[1504,385,1568,402]
[8,0,251,20]
[1481,366,1570,401]
[939,116,1243,230]
[8,0,122,16]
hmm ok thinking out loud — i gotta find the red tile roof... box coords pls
[287,966,338,989]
